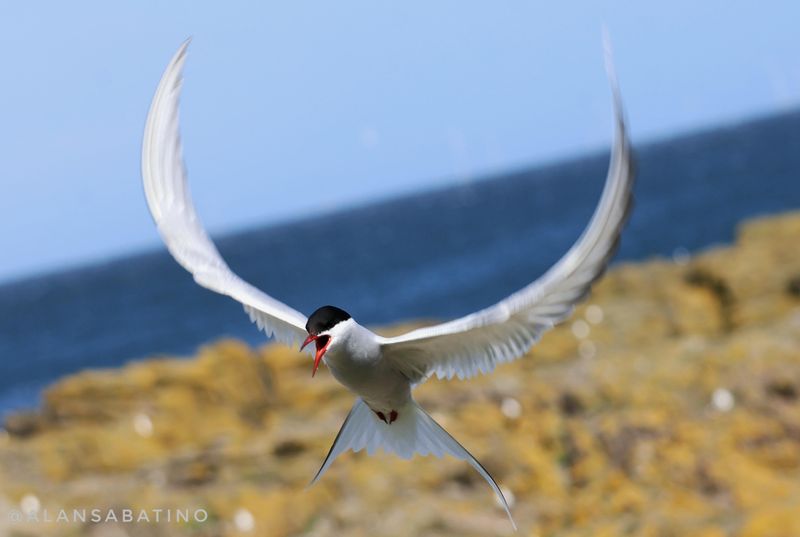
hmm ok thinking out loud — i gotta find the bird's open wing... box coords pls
[142,40,308,347]
[379,55,634,383]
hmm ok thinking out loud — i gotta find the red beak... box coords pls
[301,334,331,377]
[301,334,316,351]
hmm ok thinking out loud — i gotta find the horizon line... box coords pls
[1,104,797,289]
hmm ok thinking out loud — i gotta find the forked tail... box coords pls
[310,398,516,530]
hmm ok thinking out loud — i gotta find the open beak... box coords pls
[301,334,331,377]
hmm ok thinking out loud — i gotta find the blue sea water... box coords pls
[1,110,799,414]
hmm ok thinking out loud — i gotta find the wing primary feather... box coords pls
[141,41,309,348]
[381,45,635,383]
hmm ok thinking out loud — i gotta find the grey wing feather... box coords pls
[141,40,308,348]
[380,53,634,382]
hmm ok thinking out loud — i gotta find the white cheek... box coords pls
[328,334,348,354]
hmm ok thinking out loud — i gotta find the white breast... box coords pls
[323,320,411,411]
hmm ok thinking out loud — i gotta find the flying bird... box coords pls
[142,39,634,530]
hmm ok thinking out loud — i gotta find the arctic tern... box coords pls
[142,40,634,529]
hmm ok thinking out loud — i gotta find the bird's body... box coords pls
[322,319,410,417]
[141,39,635,531]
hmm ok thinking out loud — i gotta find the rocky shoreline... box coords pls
[2,211,800,537]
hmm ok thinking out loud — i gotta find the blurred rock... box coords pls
[1,211,800,537]
[4,411,44,438]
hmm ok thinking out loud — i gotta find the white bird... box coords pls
[142,39,634,530]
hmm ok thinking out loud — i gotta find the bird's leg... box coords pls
[371,409,399,424]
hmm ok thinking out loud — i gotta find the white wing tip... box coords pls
[601,26,613,73]
[601,29,624,118]
[173,37,192,64]
[159,38,192,92]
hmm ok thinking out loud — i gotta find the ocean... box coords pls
[1,109,799,414]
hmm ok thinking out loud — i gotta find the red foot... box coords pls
[373,409,399,424]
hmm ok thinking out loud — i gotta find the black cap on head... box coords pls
[306,305,352,335]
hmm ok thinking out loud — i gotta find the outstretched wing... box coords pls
[380,53,634,382]
[142,40,308,347]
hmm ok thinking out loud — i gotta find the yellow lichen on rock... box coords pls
[1,211,799,537]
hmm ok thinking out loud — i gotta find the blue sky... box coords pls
[1,1,798,282]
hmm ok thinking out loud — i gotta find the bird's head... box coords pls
[301,305,352,377]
